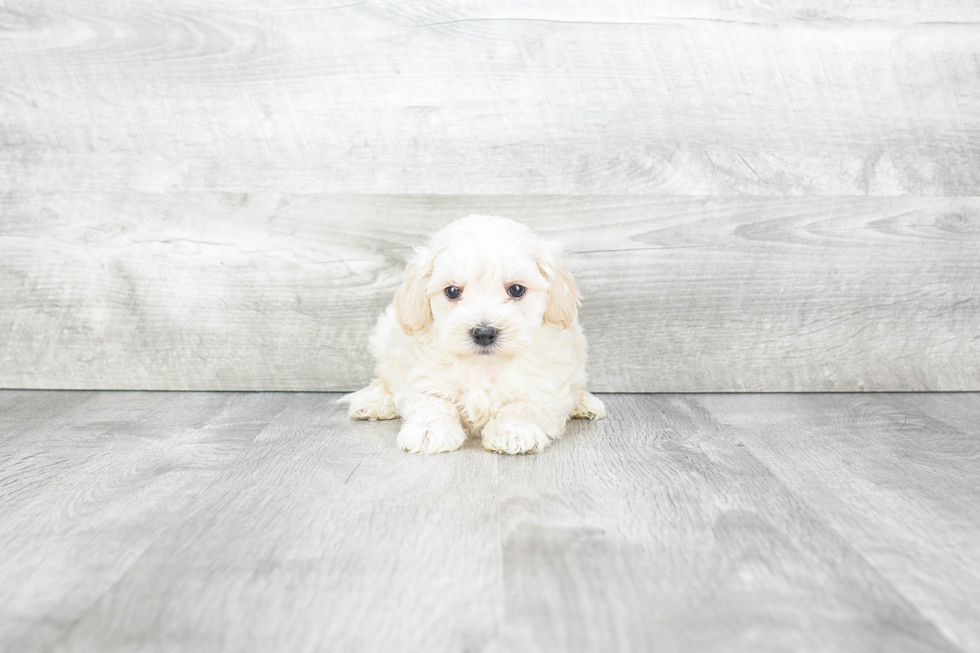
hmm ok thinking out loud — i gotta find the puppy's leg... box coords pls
[570,391,606,420]
[398,394,467,454]
[481,402,567,455]
[338,379,398,420]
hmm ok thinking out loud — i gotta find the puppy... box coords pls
[339,215,605,454]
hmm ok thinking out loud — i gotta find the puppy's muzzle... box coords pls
[470,325,498,348]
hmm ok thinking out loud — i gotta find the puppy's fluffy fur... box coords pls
[340,215,605,454]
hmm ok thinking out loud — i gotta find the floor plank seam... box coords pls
[5,392,979,652]
[48,395,294,648]
[713,400,974,653]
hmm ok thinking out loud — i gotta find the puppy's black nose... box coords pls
[471,325,498,347]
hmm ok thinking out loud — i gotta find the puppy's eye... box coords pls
[507,284,526,298]
[445,286,462,300]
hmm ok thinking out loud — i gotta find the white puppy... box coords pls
[340,215,605,454]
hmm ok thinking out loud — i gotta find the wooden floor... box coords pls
[1,391,978,653]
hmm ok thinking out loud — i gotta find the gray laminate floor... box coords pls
[1,391,978,653]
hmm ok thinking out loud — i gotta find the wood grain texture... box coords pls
[0,391,289,652]
[492,395,961,653]
[0,392,980,653]
[700,393,980,652]
[51,393,505,653]
[2,194,978,391]
[2,0,979,391]
[2,1,979,195]
[3,390,978,652]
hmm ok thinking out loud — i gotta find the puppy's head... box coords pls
[393,215,580,359]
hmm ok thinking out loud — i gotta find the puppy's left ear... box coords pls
[538,242,580,329]
[394,247,434,335]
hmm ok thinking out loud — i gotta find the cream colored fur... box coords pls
[339,215,605,454]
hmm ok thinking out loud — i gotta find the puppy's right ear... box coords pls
[394,247,434,335]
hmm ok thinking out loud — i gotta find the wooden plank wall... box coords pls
[1,0,978,392]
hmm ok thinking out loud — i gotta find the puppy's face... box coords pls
[427,241,548,359]
[394,216,580,360]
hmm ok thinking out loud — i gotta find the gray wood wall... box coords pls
[1,0,978,392]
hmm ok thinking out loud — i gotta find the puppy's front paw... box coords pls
[571,391,606,420]
[397,416,466,454]
[339,383,398,421]
[482,419,551,455]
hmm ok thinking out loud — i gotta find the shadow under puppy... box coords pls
[340,215,605,454]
